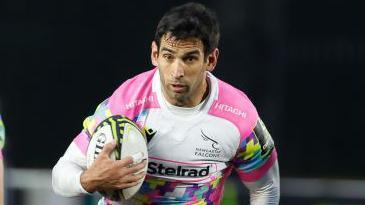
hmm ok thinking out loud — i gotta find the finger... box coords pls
[99,141,116,157]
[116,156,134,167]
[133,160,147,170]
[116,181,140,189]
[122,172,145,183]
[133,171,146,178]
[131,152,144,164]
[124,161,147,175]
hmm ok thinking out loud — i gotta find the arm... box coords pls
[52,140,90,197]
[232,118,280,205]
[243,161,280,205]
[52,140,145,196]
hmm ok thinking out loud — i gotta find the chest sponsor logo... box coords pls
[194,130,221,158]
[148,162,210,177]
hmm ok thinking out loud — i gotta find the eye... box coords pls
[163,54,174,61]
[184,56,198,63]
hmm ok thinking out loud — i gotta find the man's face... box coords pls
[151,34,218,107]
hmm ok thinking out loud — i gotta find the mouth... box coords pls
[170,83,187,93]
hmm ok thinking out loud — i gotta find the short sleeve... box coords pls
[232,118,277,182]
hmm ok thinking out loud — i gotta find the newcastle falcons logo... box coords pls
[201,130,219,150]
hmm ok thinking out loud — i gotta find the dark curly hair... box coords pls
[154,2,220,58]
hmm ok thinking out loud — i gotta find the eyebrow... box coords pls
[161,47,176,54]
[183,50,200,56]
[160,47,201,56]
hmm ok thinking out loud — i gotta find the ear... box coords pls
[151,41,159,67]
[206,48,219,72]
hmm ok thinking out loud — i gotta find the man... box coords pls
[52,2,280,205]
[0,114,5,205]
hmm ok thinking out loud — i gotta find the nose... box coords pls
[171,60,184,79]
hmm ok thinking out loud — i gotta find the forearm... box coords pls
[244,161,280,205]
[52,143,89,197]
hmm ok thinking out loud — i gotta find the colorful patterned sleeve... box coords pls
[72,99,113,156]
[232,118,278,182]
[0,115,5,159]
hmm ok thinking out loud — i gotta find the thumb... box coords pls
[100,141,116,157]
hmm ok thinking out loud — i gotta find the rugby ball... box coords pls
[86,115,148,200]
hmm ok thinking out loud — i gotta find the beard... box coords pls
[165,84,191,106]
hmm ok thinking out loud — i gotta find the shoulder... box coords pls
[208,77,258,138]
[107,68,159,118]
[115,68,156,96]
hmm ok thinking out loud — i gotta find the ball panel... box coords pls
[86,124,116,168]
[120,122,148,200]
[86,115,148,201]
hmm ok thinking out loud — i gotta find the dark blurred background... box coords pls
[0,0,364,204]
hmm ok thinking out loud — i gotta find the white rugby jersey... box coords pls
[52,68,279,205]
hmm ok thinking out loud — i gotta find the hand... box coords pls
[80,141,146,193]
